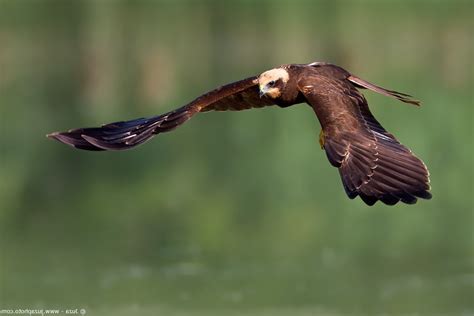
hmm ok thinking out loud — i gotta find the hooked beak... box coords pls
[259,85,267,98]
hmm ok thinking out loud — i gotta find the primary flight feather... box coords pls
[48,62,431,205]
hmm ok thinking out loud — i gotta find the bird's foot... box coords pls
[319,129,325,149]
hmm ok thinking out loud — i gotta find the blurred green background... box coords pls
[0,0,472,315]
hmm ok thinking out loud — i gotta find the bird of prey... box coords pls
[48,62,431,205]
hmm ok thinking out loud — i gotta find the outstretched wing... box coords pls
[48,76,275,151]
[298,74,431,206]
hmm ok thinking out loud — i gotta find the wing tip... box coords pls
[47,130,105,151]
[401,98,421,107]
[357,191,432,206]
[47,131,72,145]
[346,188,432,206]
[348,75,421,106]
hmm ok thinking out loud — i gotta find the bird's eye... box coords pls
[268,80,276,87]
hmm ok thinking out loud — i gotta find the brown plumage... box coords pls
[48,62,431,205]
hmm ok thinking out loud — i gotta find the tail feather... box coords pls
[47,105,195,151]
[348,75,421,106]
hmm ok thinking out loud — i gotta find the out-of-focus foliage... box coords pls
[0,0,472,315]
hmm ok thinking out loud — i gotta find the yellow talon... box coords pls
[319,129,325,149]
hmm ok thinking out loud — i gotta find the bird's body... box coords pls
[48,62,431,205]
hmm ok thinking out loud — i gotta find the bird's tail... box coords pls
[348,75,421,106]
[47,105,196,151]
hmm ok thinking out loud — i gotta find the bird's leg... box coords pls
[319,129,325,149]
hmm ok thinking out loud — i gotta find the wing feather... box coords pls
[298,72,431,205]
[48,76,276,151]
[348,75,421,106]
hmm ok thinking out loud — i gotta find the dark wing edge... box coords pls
[48,76,275,151]
[298,76,431,206]
[47,105,196,151]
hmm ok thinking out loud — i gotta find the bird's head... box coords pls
[258,68,289,99]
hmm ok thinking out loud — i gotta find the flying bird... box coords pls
[48,62,431,205]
